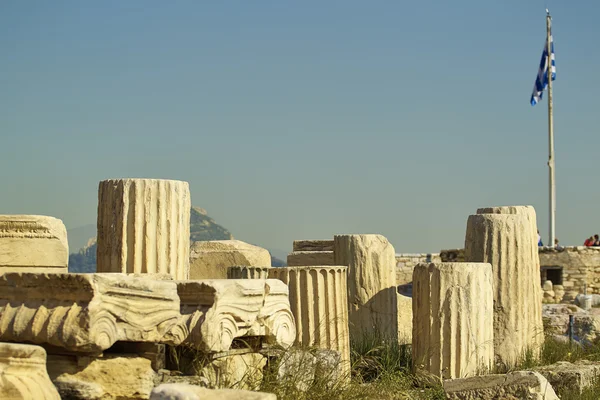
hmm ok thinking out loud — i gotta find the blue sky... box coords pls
[1,1,599,253]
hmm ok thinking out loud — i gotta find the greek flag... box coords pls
[530,34,556,106]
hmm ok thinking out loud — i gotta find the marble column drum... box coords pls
[97,179,191,279]
[464,205,544,367]
[412,262,494,379]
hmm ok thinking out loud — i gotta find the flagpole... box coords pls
[546,9,556,248]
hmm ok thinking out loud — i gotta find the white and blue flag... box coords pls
[530,34,556,106]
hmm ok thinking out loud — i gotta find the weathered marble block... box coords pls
[48,354,156,400]
[0,215,68,273]
[465,205,544,366]
[333,234,398,339]
[189,240,271,279]
[287,251,334,266]
[444,371,559,400]
[0,342,60,400]
[0,273,184,352]
[97,178,191,279]
[293,240,334,252]
[176,279,295,352]
[412,262,494,379]
[269,266,351,375]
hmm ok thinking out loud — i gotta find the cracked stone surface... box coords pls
[333,234,398,339]
[0,215,68,274]
[0,342,60,400]
[465,205,544,366]
[444,371,559,400]
[413,262,494,379]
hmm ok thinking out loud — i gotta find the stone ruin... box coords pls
[464,206,544,367]
[0,178,296,399]
[412,262,494,379]
[0,180,565,398]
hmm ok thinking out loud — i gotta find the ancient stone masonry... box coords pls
[97,179,191,279]
[539,246,600,295]
[412,262,494,379]
[288,239,335,267]
[0,215,68,274]
[440,246,600,300]
[0,273,184,352]
[227,266,270,279]
[189,240,271,280]
[287,251,335,267]
[293,240,334,252]
[48,354,156,400]
[464,205,544,366]
[333,234,398,339]
[0,342,60,400]
[269,266,351,375]
[176,279,296,352]
[395,253,442,286]
[444,371,559,400]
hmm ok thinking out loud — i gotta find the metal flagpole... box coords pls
[546,9,556,248]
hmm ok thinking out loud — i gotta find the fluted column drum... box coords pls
[412,262,494,379]
[227,266,271,279]
[97,179,191,279]
[333,234,398,340]
[464,205,544,367]
[269,266,350,375]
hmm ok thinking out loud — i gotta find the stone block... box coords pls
[287,251,334,266]
[0,215,68,274]
[189,240,271,279]
[444,371,559,400]
[553,285,565,303]
[412,262,494,379]
[464,205,544,366]
[199,353,266,390]
[177,279,295,352]
[543,280,553,291]
[535,360,600,395]
[107,342,166,371]
[269,266,350,376]
[48,354,155,400]
[0,273,183,352]
[293,240,334,252]
[314,349,343,388]
[0,343,60,400]
[334,234,398,339]
[97,179,191,279]
[151,384,276,400]
[277,350,317,392]
[397,293,412,344]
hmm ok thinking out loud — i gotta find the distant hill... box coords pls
[189,207,233,241]
[69,238,97,273]
[66,224,96,253]
[68,207,284,272]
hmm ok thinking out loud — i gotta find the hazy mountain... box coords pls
[189,206,233,241]
[67,207,286,272]
[67,224,96,253]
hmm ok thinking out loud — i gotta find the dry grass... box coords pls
[166,329,600,399]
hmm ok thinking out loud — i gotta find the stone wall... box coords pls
[399,246,600,301]
[539,246,600,296]
[395,253,442,285]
